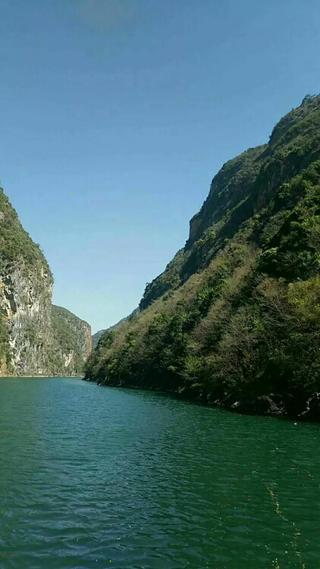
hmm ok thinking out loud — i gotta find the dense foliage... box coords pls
[85,95,320,419]
[0,189,52,274]
[51,306,91,374]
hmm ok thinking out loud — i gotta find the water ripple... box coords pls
[0,378,319,568]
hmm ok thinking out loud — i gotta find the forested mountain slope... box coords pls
[0,190,91,376]
[85,95,320,419]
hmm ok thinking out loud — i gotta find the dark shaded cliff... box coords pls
[85,95,320,419]
[92,330,106,349]
[0,190,91,376]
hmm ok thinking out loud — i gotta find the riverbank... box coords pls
[0,374,83,379]
[85,377,320,422]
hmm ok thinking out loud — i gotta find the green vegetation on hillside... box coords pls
[85,95,320,419]
[0,189,53,372]
[0,189,52,274]
[0,189,91,376]
[51,306,91,375]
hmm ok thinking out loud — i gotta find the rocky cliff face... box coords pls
[51,306,92,375]
[0,189,91,376]
[1,261,53,374]
[85,95,320,419]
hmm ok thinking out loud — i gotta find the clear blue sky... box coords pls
[0,0,319,332]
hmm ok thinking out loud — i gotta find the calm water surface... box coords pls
[0,378,319,569]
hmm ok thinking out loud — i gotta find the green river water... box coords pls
[0,377,319,568]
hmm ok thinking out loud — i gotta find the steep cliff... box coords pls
[51,306,92,375]
[0,189,91,376]
[85,95,320,419]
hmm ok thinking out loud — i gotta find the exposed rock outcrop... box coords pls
[0,188,91,376]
